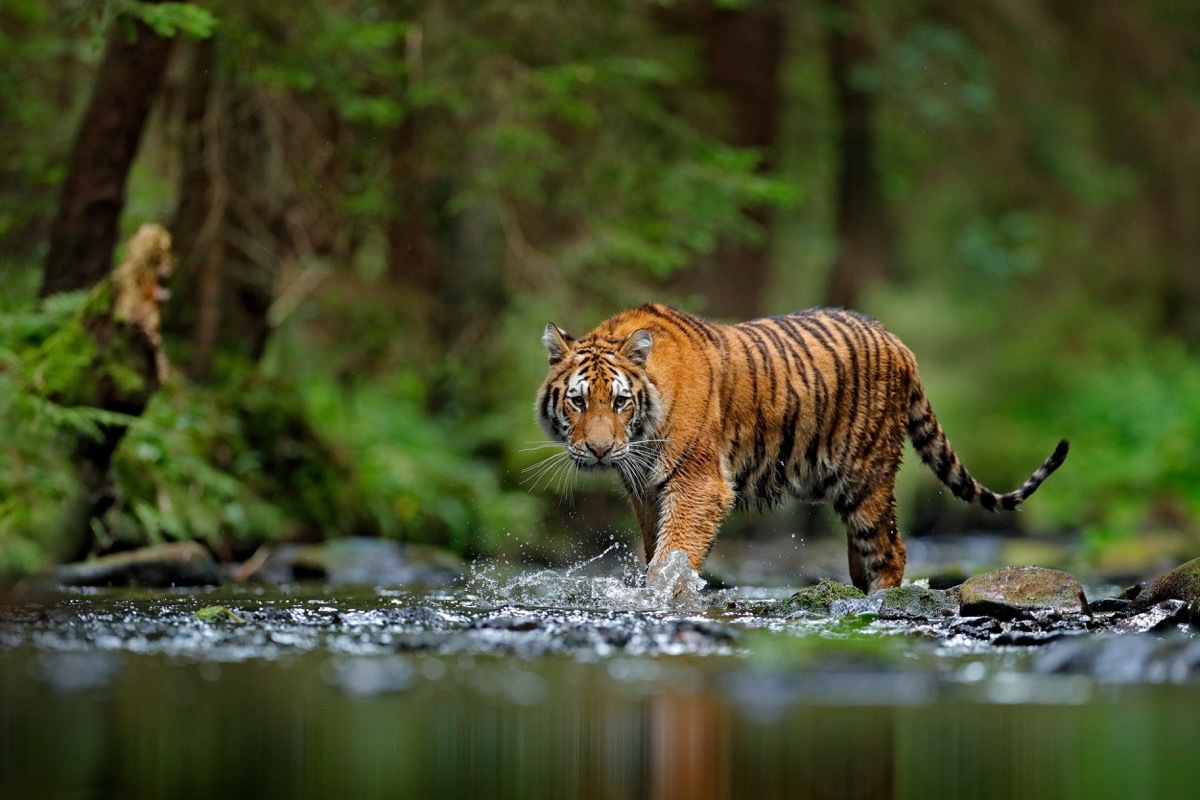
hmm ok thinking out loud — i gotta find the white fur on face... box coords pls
[567,370,589,407]
[611,372,631,402]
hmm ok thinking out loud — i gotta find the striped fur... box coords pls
[535,304,1068,592]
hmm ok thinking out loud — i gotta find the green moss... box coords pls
[22,280,151,408]
[194,606,245,623]
[780,579,865,614]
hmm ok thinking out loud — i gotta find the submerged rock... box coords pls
[52,542,219,588]
[1134,557,1200,607]
[958,566,1087,620]
[780,579,865,615]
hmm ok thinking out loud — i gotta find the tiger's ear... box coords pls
[542,323,575,365]
[620,329,653,366]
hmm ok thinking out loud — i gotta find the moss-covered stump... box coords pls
[779,579,865,615]
[53,541,219,588]
[25,224,176,559]
[959,566,1087,620]
[1135,557,1200,607]
[29,224,175,408]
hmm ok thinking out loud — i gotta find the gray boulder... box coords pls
[959,565,1087,620]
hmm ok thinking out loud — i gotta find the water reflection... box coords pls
[2,647,1198,800]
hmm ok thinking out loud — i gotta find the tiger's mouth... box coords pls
[569,443,625,470]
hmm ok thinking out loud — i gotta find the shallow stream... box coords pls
[1,550,1197,800]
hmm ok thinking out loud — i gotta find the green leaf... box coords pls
[128,2,218,39]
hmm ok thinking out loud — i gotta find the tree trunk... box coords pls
[40,16,175,297]
[699,4,784,319]
[825,0,894,309]
[166,69,278,379]
[673,2,784,320]
[386,113,438,300]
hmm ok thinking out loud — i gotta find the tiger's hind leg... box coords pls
[835,479,907,593]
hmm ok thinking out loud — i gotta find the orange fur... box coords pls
[536,304,1068,592]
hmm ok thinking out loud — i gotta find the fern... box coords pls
[18,392,143,441]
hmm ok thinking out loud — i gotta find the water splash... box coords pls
[464,544,708,612]
[646,549,706,610]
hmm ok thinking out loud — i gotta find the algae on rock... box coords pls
[781,579,866,615]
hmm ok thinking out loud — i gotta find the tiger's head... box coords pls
[536,323,661,473]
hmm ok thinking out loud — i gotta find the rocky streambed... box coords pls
[2,543,1198,682]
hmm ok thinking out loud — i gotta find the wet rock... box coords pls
[1088,598,1132,613]
[1113,600,1192,633]
[779,579,865,615]
[947,616,1003,639]
[388,606,446,626]
[393,632,453,653]
[668,619,737,645]
[471,613,543,632]
[958,566,1087,620]
[993,629,1067,647]
[52,542,219,588]
[597,626,633,648]
[1118,583,1146,600]
[265,538,465,586]
[923,572,970,591]
[876,585,957,621]
[1134,557,1200,607]
[828,596,882,617]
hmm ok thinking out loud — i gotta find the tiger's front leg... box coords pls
[644,466,734,587]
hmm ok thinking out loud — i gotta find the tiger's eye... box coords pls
[613,395,629,411]
[569,396,586,411]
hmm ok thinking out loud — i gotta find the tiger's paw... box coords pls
[646,549,706,609]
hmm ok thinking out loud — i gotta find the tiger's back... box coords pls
[536,303,1067,593]
[717,309,916,509]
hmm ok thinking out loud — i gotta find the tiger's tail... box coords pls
[906,383,1068,511]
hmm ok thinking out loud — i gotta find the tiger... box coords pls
[534,303,1069,594]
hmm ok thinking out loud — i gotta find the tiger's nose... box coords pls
[587,442,612,459]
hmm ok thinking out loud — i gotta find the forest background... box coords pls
[1,0,1198,578]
